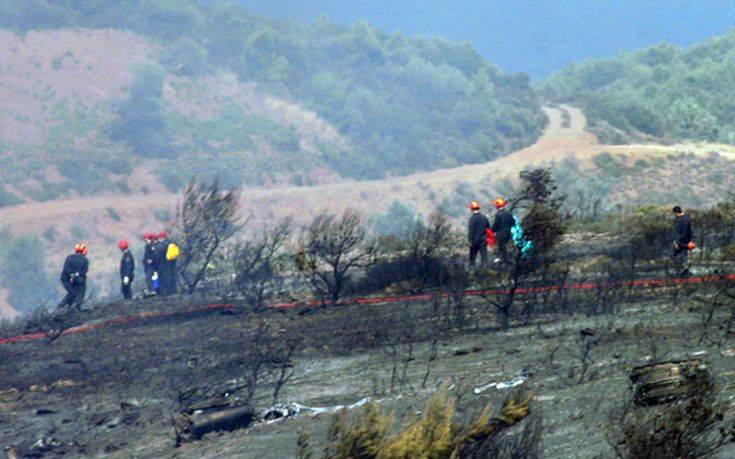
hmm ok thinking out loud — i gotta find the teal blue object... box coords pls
[511,215,534,256]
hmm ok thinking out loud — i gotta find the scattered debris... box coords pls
[293,397,374,416]
[453,346,484,356]
[261,403,301,421]
[474,376,527,394]
[3,446,21,459]
[722,348,735,357]
[0,388,22,403]
[630,359,710,406]
[255,397,379,427]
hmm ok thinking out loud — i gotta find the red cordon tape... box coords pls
[3,274,735,346]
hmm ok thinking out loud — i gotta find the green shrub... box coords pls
[316,387,537,459]
[106,207,121,221]
[108,62,173,158]
[70,225,87,240]
[0,233,57,314]
[42,227,56,242]
[0,187,22,207]
[373,201,420,237]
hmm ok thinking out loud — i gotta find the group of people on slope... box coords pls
[467,200,696,276]
[56,202,696,312]
[58,231,180,310]
[467,198,515,268]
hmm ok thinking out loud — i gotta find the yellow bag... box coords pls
[166,243,180,261]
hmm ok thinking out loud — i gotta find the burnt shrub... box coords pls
[608,377,734,458]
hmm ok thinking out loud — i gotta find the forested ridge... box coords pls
[544,30,735,144]
[0,0,546,181]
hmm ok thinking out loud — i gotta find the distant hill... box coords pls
[0,27,347,206]
[0,1,546,207]
[543,30,735,145]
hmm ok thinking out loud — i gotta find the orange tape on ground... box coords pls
[3,274,735,347]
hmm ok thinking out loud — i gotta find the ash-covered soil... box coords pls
[2,288,735,458]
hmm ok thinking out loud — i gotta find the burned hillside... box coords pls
[3,169,735,457]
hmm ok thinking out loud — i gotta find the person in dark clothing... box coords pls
[467,201,491,267]
[672,205,693,276]
[143,233,158,296]
[118,239,135,299]
[492,198,515,264]
[152,233,167,295]
[59,243,89,310]
[157,231,178,296]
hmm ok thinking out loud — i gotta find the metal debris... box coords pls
[474,376,527,394]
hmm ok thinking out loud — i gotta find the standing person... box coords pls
[59,243,89,310]
[492,198,515,264]
[157,230,179,295]
[152,232,166,295]
[467,201,491,268]
[118,240,135,299]
[143,233,158,296]
[672,205,693,276]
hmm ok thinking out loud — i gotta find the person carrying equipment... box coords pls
[467,201,491,268]
[59,243,89,310]
[672,205,693,276]
[491,198,515,264]
[118,240,135,299]
[143,233,158,296]
[157,231,180,295]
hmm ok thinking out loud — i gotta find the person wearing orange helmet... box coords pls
[58,243,89,310]
[118,240,135,299]
[492,198,515,264]
[672,205,693,277]
[468,201,491,268]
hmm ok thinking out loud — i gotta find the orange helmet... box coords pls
[118,240,129,250]
[687,241,697,251]
[494,198,507,209]
[469,201,481,210]
[74,243,89,256]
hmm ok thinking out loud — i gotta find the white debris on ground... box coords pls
[721,348,735,357]
[258,397,378,425]
[473,376,527,394]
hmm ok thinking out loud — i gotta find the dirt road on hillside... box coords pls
[0,105,589,228]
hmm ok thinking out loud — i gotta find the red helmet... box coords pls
[118,240,129,250]
[469,201,481,211]
[159,230,168,239]
[494,198,507,209]
[74,243,88,256]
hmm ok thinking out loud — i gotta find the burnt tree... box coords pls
[174,179,243,294]
[296,209,375,305]
[230,218,292,310]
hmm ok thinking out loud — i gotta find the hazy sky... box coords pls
[238,0,735,78]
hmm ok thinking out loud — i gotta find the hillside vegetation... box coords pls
[544,30,735,144]
[0,0,545,206]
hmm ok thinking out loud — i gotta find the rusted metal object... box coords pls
[177,405,255,443]
[175,378,255,443]
[630,359,710,406]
